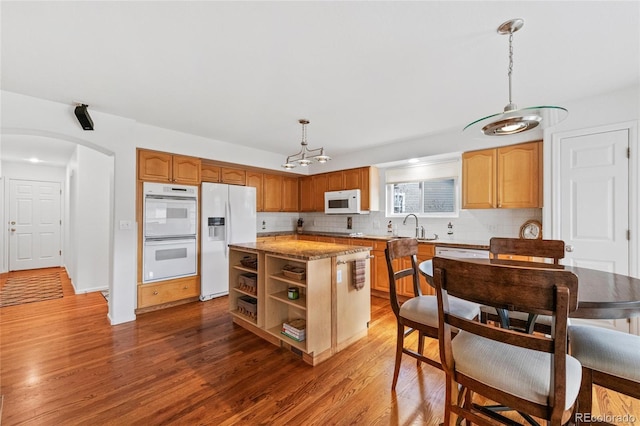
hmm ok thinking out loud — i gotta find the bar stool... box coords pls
[385,238,479,390]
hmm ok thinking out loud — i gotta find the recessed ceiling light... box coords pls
[28,157,41,163]
[408,158,420,164]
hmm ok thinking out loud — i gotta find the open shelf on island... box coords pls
[269,272,307,287]
[267,325,306,351]
[268,291,306,309]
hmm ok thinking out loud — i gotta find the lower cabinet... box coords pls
[137,276,200,309]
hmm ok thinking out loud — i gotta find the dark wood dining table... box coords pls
[419,257,640,320]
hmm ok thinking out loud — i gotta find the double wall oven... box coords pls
[143,182,198,283]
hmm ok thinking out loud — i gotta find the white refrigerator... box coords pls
[200,183,257,301]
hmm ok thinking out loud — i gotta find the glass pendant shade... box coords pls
[464,18,567,136]
[464,105,568,136]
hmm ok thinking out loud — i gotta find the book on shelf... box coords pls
[284,318,306,331]
[281,326,306,338]
[281,330,306,342]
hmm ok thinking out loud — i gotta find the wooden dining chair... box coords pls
[568,325,640,425]
[433,256,581,426]
[385,238,479,390]
[481,237,566,334]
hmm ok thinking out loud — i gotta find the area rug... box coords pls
[0,273,63,307]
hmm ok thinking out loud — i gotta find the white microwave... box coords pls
[325,189,362,214]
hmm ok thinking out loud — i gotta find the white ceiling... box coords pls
[1,1,639,164]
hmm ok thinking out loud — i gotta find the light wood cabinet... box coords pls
[462,141,542,209]
[262,174,299,212]
[137,276,200,309]
[398,243,435,297]
[299,176,314,212]
[138,149,201,184]
[246,172,263,212]
[201,161,221,182]
[328,172,345,191]
[312,174,329,212]
[221,167,246,185]
[263,174,283,212]
[344,168,361,190]
[282,176,299,212]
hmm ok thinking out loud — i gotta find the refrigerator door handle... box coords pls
[224,201,230,258]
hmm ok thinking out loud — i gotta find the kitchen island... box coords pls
[228,240,372,365]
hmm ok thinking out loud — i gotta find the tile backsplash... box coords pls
[258,209,542,242]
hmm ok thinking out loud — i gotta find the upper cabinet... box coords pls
[299,176,314,212]
[221,167,246,185]
[462,141,542,209]
[246,172,264,212]
[299,166,379,212]
[138,149,201,184]
[263,174,299,212]
[200,161,221,182]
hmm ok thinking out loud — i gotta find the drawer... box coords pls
[138,277,199,308]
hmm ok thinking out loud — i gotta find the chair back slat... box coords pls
[490,237,565,264]
[385,238,422,315]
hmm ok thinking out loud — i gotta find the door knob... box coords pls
[565,245,574,252]
[10,228,16,232]
[10,221,15,225]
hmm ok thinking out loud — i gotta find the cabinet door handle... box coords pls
[153,290,159,295]
[183,286,189,289]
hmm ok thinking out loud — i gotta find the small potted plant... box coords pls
[297,218,304,233]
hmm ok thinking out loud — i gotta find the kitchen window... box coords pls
[384,155,460,218]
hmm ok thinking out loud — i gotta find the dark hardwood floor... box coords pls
[1,268,637,425]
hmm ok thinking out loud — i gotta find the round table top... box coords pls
[419,258,640,320]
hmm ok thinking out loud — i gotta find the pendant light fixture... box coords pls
[463,18,568,136]
[281,119,330,169]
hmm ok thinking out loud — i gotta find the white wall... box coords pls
[1,161,67,273]
[65,145,112,293]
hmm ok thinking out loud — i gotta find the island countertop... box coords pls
[229,240,372,261]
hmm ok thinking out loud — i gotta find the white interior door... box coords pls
[555,127,630,332]
[9,179,62,271]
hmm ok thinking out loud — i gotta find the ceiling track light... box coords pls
[281,119,330,169]
[463,18,568,136]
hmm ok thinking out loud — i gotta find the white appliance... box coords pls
[325,189,362,214]
[143,182,198,283]
[144,182,198,237]
[143,237,198,282]
[435,246,490,259]
[201,183,256,301]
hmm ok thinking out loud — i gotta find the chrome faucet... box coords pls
[402,213,420,238]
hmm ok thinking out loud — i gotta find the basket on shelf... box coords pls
[237,295,257,319]
[240,256,258,269]
[282,264,306,280]
[238,273,257,295]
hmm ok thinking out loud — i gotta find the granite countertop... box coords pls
[229,240,372,261]
[257,231,489,250]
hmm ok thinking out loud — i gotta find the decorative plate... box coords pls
[519,220,542,239]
